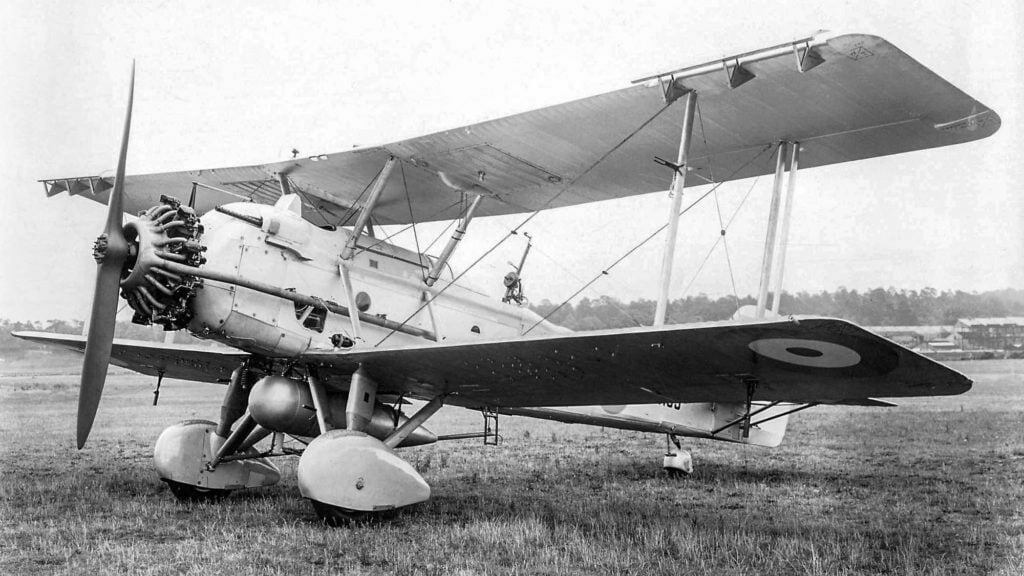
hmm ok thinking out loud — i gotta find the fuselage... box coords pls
[187,199,567,356]
[182,197,790,446]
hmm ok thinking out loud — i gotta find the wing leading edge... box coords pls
[15,317,970,407]
[301,317,971,408]
[12,331,246,383]
[42,32,998,226]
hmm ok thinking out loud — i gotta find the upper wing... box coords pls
[302,317,970,408]
[12,331,246,383]
[43,32,998,226]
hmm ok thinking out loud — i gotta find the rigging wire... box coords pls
[493,222,645,328]
[332,162,385,227]
[523,142,774,335]
[726,162,766,229]
[532,243,644,328]
[423,218,458,254]
[373,99,678,347]
[696,99,716,184]
[721,173,763,305]
[682,176,759,307]
[400,162,425,277]
[292,185,336,228]
[358,198,462,256]
[679,145,777,306]
[693,95,742,307]
[397,159,425,278]
[719,225,741,307]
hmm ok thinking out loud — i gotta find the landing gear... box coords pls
[663,434,693,476]
[297,430,430,520]
[155,361,443,522]
[154,362,280,499]
[163,479,230,502]
[153,419,281,497]
[296,367,444,521]
[310,500,371,526]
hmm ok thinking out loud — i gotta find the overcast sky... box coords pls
[1,0,1021,321]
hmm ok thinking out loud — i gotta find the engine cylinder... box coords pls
[247,375,436,447]
[121,195,205,329]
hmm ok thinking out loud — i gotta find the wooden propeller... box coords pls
[78,63,134,449]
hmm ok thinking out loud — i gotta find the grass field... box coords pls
[1,352,1022,575]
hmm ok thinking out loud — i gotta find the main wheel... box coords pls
[163,479,231,502]
[662,451,693,476]
[310,500,371,526]
[296,430,430,518]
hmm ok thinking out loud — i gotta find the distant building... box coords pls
[954,317,1024,351]
[866,325,953,350]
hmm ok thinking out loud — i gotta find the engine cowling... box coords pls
[248,375,436,447]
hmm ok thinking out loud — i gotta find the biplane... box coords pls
[14,31,998,523]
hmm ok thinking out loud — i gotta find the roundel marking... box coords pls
[602,404,627,414]
[748,338,861,368]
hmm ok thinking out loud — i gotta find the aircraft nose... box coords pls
[119,196,206,330]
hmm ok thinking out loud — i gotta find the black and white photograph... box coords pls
[1,1,1021,574]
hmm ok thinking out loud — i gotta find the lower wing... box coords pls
[16,317,969,406]
[12,331,247,383]
[303,317,970,408]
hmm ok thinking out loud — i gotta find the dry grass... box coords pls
[1,353,1022,575]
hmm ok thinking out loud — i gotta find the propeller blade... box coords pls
[78,62,135,449]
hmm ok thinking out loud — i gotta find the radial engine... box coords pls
[117,195,205,330]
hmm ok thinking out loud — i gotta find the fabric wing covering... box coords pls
[11,332,246,383]
[13,317,971,406]
[302,317,970,407]
[42,32,998,227]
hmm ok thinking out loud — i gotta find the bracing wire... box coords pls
[534,243,645,328]
[400,162,424,273]
[373,99,678,347]
[495,223,645,328]
[721,174,763,306]
[679,146,775,307]
[288,179,335,227]
[720,234,741,308]
[358,198,462,256]
[423,218,458,254]
[399,159,423,278]
[332,163,385,227]
[694,96,742,306]
[681,175,759,306]
[696,99,716,184]
[523,142,774,335]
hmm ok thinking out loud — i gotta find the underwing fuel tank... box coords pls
[248,375,436,447]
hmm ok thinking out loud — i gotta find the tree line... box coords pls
[0,319,201,359]
[530,287,1024,331]
[2,287,1022,357]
